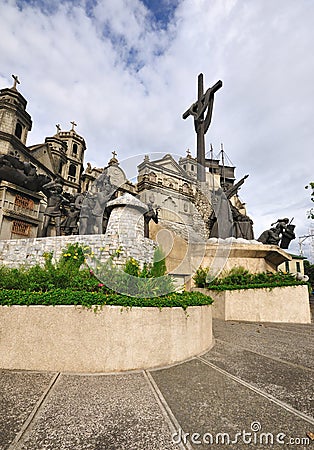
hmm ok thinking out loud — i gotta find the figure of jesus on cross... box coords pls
[182,73,222,182]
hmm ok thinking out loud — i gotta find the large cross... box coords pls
[183,73,222,182]
[12,74,20,90]
[112,150,117,159]
[70,121,77,131]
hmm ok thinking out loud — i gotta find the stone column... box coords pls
[103,193,156,264]
[106,193,148,240]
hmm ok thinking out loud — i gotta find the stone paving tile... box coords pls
[213,320,314,369]
[14,372,180,450]
[151,358,314,450]
[202,340,314,417]
[0,370,55,450]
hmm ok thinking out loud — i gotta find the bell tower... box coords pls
[0,75,32,155]
[56,121,86,194]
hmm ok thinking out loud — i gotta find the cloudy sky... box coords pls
[1,0,313,258]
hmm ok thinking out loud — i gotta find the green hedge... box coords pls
[203,281,307,292]
[193,266,309,291]
[0,289,213,310]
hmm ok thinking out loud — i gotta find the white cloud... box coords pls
[1,0,314,254]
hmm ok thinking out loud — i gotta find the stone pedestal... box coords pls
[150,225,292,284]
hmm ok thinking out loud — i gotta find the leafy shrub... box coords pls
[59,243,85,270]
[150,247,167,278]
[193,267,209,288]
[0,244,175,299]
[124,258,140,277]
[216,266,252,286]
[94,254,174,298]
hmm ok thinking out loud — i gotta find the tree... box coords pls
[304,260,314,290]
[305,182,314,219]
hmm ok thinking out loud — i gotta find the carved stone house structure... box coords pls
[137,151,247,241]
[0,78,85,239]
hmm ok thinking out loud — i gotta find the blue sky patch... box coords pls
[141,0,179,29]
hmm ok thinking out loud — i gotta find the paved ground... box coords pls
[1,310,313,449]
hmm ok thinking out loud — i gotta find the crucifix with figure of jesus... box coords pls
[182,74,222,182]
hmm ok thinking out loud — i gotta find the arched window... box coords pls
[68,164,77,177]
[14,122,23,139]
[191,165,194,171]
[72,143,78,155]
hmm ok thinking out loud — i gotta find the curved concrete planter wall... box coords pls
[194,285,311,323]
[0,305,213,373]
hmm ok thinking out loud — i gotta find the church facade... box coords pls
[0,77,248,241]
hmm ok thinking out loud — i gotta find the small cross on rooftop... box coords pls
[12,74,20,90]
[70,121,77,131]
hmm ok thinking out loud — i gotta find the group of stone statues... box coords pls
[41,173,161,238]
[39,175,296,248]
[257,218,296,249]
[0,153,296,248]
[208,174,254,240]
[40,173,117,237]
[0,152,161,238]
[207,174,295,248]
[181,74,296,249]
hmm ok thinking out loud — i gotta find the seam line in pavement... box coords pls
[215,338,314,372]
[8,372,61,449]
[196,357,314,426]
[258,325,314,336]
[143,370,193,450]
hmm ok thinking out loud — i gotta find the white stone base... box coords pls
[194,285,311,324]
[0,304,213,372]
[0,234,156,268]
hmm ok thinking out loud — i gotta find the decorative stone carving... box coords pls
[0,154,51,192]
